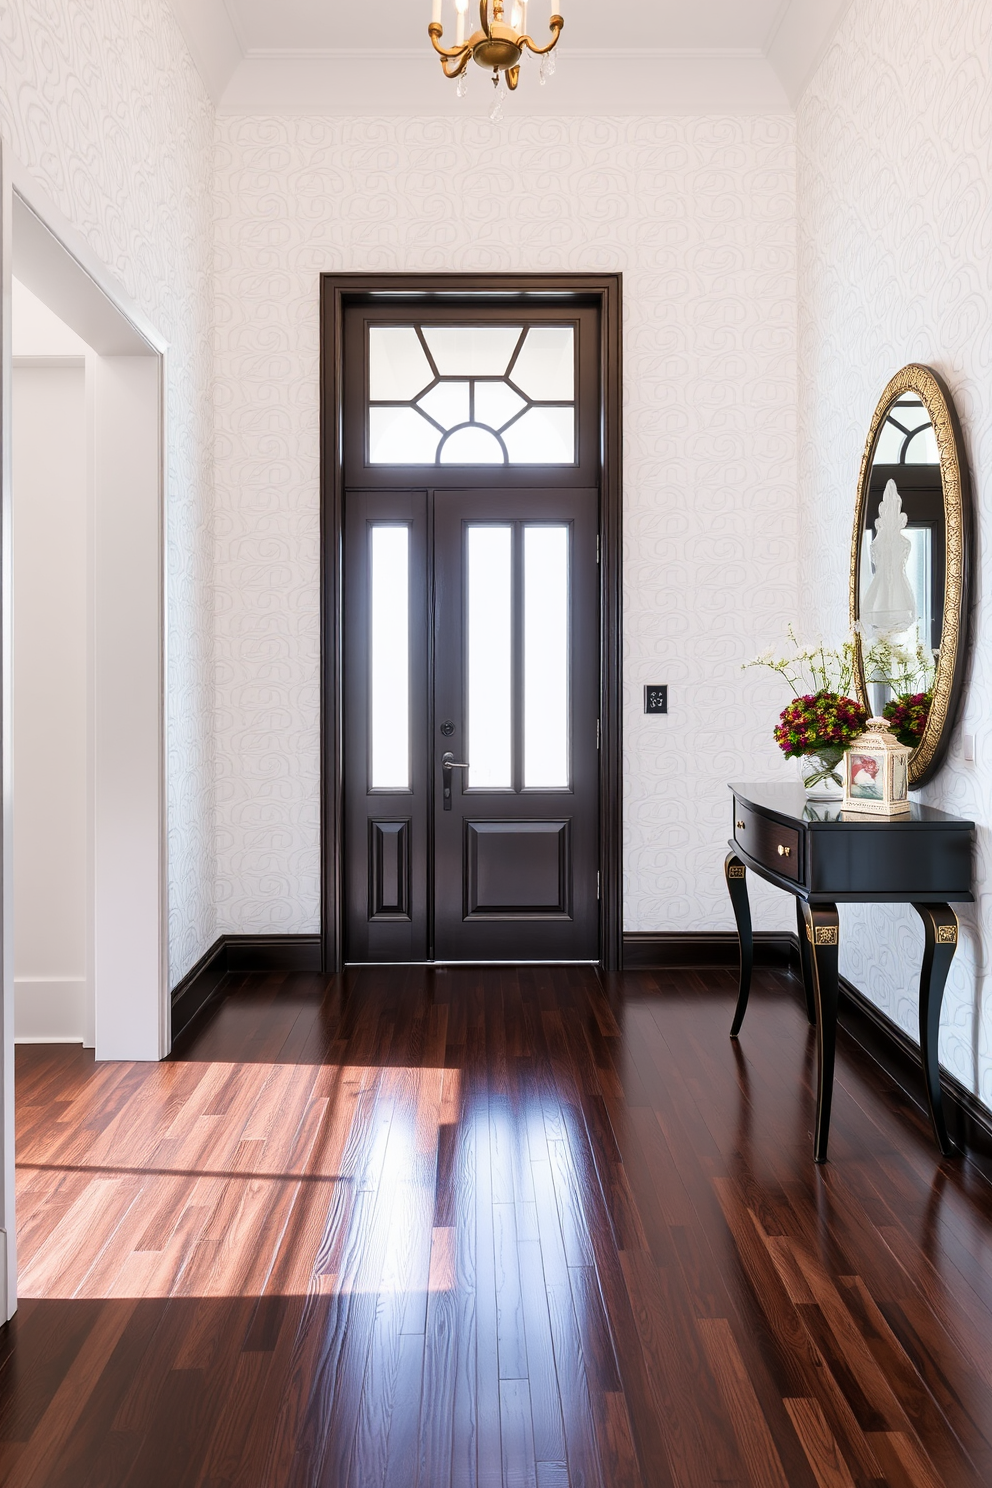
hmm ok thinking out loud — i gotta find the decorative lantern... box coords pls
[842,717,911,816]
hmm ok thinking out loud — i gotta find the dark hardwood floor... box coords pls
[3,964,992,1486]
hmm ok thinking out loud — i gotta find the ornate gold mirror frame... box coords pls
[850,364,972,788]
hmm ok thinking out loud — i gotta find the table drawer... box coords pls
[733,800,802,882]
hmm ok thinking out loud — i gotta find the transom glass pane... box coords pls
[474,381,526,429]
[503,407,574,464]
[369,326,433,401]
[369,525,410,790]
[422,325,522,376]
[510,327,574,400]
[441,426,505,464]
[417,381,470,429]
[467,526,513,789]
[367,322,577,466]
[524,526,570,788]
[369,406,440,464]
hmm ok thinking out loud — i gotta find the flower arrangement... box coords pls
[745,627,868,792]
[745,626,859,699]
[773,693,869,759]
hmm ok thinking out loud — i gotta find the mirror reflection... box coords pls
[858,393,943,721]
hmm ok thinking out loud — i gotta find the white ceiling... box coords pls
[168,0,854,114]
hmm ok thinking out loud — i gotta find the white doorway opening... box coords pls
[0,144,169,1318]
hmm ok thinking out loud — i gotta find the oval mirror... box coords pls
[850,365,972,788]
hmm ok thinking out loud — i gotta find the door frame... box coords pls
[0,143,169,1319]
[320,272,623,972]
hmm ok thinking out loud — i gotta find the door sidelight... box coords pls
[441,751,469,810]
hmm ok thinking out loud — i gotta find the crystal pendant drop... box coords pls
[489,71,505,122]
[456,69,468,98]
[539,56,546,85]
[546,51,556,78]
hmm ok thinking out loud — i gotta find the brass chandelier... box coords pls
[429,1,563,118]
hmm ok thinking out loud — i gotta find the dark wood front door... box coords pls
[342,298,602,963]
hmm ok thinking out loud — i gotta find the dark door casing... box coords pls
[323,276,622,970]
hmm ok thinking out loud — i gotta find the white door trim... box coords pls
[0,140,171,1319]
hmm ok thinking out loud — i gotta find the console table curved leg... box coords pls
[725,853,752,1037]
[801,901,840,1164]
[912,902,958,1158]
[796,897,816,1026]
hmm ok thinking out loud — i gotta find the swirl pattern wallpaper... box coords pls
[213,114,799,939]
[798,0,992,1101]
[0,0,216,987]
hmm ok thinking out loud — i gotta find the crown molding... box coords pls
[168,0,854,113]
[241,46,767,62]
[218,51,790,115]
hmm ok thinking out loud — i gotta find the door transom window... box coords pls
[367,323,576,465]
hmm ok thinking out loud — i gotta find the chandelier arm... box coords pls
[479,0,491,38]
[427,22,473,61]
[517,19,564,57]
[441,48,473,78]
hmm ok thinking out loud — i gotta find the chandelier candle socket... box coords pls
[843,718,911,817]
[428,0,563,95]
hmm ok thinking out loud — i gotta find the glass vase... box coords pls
[801,747,845,799]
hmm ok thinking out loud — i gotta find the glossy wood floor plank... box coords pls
[4,966,992,1485]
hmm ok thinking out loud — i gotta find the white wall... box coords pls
[214,115,800,937]
[0,0,216,987]
[798,0,992,1101]
[11,283,91,1043]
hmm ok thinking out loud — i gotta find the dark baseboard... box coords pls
[833,969,992,1182]
[622,931,795,971]
[169,937,229,1043]
[223,935,323,974]
[628,929,992,1177]
[170,934,323,1044]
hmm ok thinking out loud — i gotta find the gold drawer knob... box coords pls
[777,844,791,858]
[736,819,745,829]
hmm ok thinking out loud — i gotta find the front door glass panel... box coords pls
[466,524,513,789]
[524,524,570,788]
[369,523,410,790]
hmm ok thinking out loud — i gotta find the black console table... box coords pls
[726,783,974,1163]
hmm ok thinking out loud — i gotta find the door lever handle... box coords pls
[441,751,469,810]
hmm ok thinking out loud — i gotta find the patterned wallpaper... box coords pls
[798,0,992,1099]
[213,115,799,938]
[0,0,216,986]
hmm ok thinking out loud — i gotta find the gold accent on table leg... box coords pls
[728,865,745,879]
[937,924,958,944]
[801,900,841,1164]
